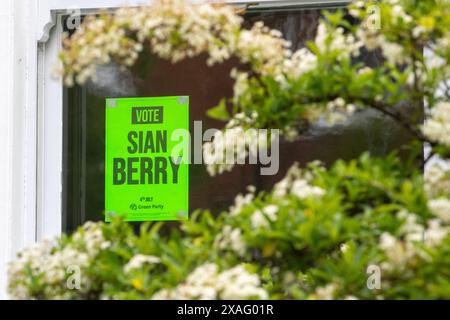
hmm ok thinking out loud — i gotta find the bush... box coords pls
[9,0,450,299]
[8,154,450,299]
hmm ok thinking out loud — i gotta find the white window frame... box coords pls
[36,0,350,240]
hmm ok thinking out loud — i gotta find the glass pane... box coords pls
[62,8,414,233]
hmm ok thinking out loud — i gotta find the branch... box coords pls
[358,97,431,144]
[294,93,435,146]
[442,80,450,100]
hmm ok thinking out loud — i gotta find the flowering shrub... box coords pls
[8,154,450,299]
[9,0,450,299]
[57,0,450,172]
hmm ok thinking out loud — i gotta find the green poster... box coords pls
[105,96,189,222]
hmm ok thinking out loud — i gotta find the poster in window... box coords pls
[105,96,189,221]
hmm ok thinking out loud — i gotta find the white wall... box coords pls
[0,0,38,299]
[0,0,15,300]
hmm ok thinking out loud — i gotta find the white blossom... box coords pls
[282,48,317,79]
[321,97,358,126]
[428,198,450,223]
[124,254,161,273]
[60,0,293,92]
[424,162,450,198]
[203,124,270,176]
[273,163,325,200]
[424,219,449,247]
[251,205,278,229]
[315,22,362,60]
[313,283,338,300]
[214,226,246,256]
[340,243,350,253]
[379,210,450,271]
[291,179,325,200]
[379,232,416,270]
[8,221,111,299]
[152,263,267,300]
[391,5,413,24]
[229,187,256,216]
[422,102,450,148]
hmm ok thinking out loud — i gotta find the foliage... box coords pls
[9,0,450,299]
[8,154,450,299]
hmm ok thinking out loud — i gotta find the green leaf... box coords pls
[207,99,230,121]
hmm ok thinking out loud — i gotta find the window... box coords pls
[60,3,415,233]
